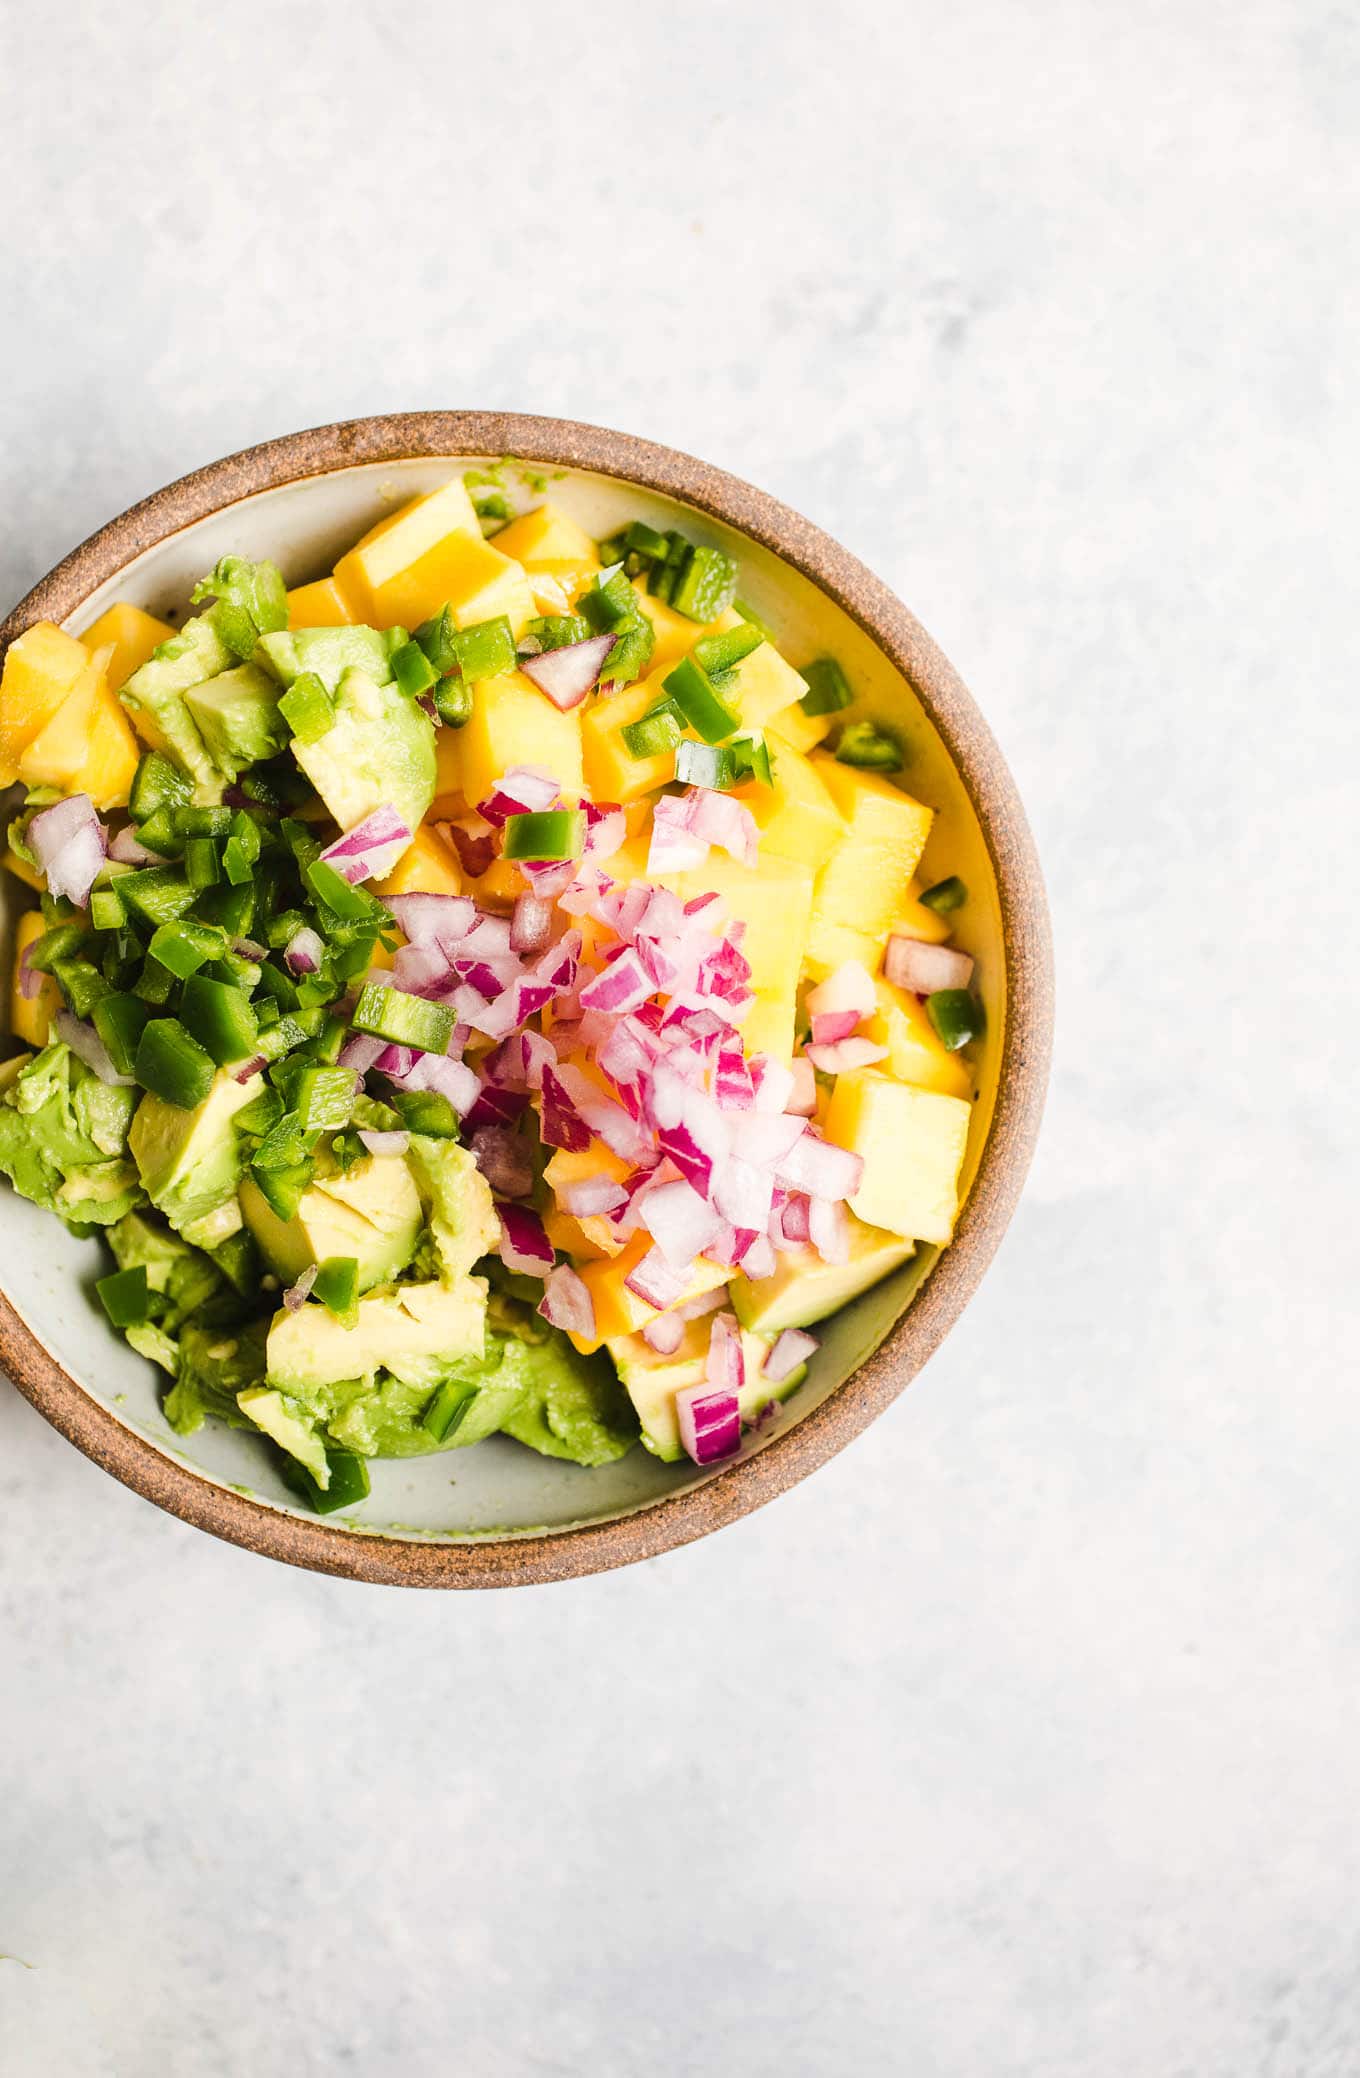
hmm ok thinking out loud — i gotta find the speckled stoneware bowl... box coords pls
[0,413,1051,1586]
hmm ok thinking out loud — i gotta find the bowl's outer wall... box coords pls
[0,413,1052,1587]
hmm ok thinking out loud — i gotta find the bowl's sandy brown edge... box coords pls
[0,411,1053,1588]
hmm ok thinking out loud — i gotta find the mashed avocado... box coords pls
[0,1043,142,1232]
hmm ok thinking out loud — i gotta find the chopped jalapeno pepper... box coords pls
[179,974,259,1066]
[834,720,903,771]
[97,1264,149,1329]
[501,809,585,862]
[920,876,968,914]
[926,988,984,1052]
[663,657,739,744]
[799,657,854,716]
[134,1017,217,1108]
[351,982,456,1056]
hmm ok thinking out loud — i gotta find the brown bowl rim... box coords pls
[0,411,1052,1588]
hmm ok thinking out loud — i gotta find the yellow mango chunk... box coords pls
[0,622,91,781]
[631,583,745,675]
[803,915,887,980]
[896,881,953,945]
[17,660,103,791]
[72,681,141,810]
[739,742,844,873]
[767,699,832,755]
[823,1068,971,1244]
[723,640,810,734]
[373,824,462,900]
[339,480,534,633]
[569,1230,730,1353]
[3,847,42,892]
[738,993,796,1062]
[332,478,481,618]
[864,978,972,1098]
[11,910,59,1049]
[581,671,676,804]
[809,754,934,944]
[493,505,602,596]
[542,1140,632,1263]
[286,577,357,629]
[431,726,463,807]
[79,603,174,690]
[456,670,585,807]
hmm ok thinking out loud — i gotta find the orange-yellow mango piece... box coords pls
[286,577,358,629]
[0,622,90,782]
[568,1230,730,1353]
[11,910,59,1049]
[79,603,173,690]
[373,824,462,900]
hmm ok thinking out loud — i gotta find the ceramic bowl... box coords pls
[0,413,1051,1586]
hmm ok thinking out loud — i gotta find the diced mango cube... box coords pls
[569,1230,730,1353]
[809,754,934,945]
[17,661,102,791]
[11,909,59,1049]
[803,915,886,981]
[432,726,463,806]
[767,699,832,754]
[3,847,42,892]
[493,505,602,596]
[542,1144,632,1263]
[373,824,463,900]
[79,603,174,690]
[339,481,535,634]
[73,681,141,810]
[864,978,972,1098]
[581,672,675,804]
[332,478,481,619]
[740,743,845,873]
[823,1068,971,1243]
[724,640,810,734]
[738,992,796,1062]
[286,577,358,629]
[0,622,91,782]
[896,881,953,945]
[457,670,584,806]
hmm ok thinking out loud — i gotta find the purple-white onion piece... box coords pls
[356,1128,410,1158]
[107,824,158,866]
[706,1311,745,1393]
[284,925,325,976]
[558,1176,629,1219]
[17,939,41,1002]
[808,1194,850,1265]
[233,937,268,963]
[641,1311,686,1356]
[381,892,477,946]
[471,1125,535,1200]
[773,1130,864,1203]
[806,959,877,1026]
[640,1177,725,1270]
[763,1327,819,1383]
[804,1036,889,1075]
[675,1286,727,1322]
[623,1245,690,1312]
[319,804,412,886]
[538,1263,596,1339]
[476,766,561,825]
[518,632,616,711]
[675,1383,742,1467]
[53,1010,132,1086]
[497,1202,555,1277]
[510,893,553,954]
[882,935,975,996]
[231,1053,268,1083]
[785,1056,817,1116]
[283,1262,320,1312]
[28,795,105,909]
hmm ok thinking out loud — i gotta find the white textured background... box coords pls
[2,3,1358,2073]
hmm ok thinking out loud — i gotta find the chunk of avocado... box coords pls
[255,624,405,694]
[239,1147,422,1294]
[0,1040,141,1232]
[127,1068,263,1242]
[607,1320,799,1461]
[288,667,436,838]
[496,1334,638,1468]
[405,1135,499,1283]
[237,1386,330,1486]
[118,615,230,791]
[265,1277,487,1399]
[182,663,287,780]
[729,1213,915,1336]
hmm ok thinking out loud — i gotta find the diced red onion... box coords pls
[510,893,553,954]
[748,1054,794,1115]
[559,1176,628,1219]
[28,795,105,909]
[233,937,268,962]
[477,766,561,825]
[107,824,158,865]
[786,1056,817,1115]
[538,1263,595,1338]
[540,1066,591,1152]
[496,1202,554,1275]
[740,1234,778,1281]
[463,1082,530,1134]
[471,1125,535,1199]
[883,935,975,995]
[578,949,653,1017]
[706,1311,745,1393]
[688,788,759,867]
[804,1036,889,1075]
[382,892,478,947]
[53,1010,132,1086]
[675,1384,742,1466]
[712,1155,775,1233]
[231,1053,267,1083]
[773,1131,864,1202]
[640,1178,725,1269]
[809,1009,861,1046]
[443,818,496,878]
[519,632,617,710]
[763,1327,819,1383]
[319,805,412,885]
[284,925,325,976]
[393,1048,480,1115]
[808,1195,849,1264]
[582,803,626,862]
[357,1128,410,1157]
[647,793,709,875]
[283,1263,319,1312]
[624,1246,690,1311]
[729,1111,807,1169]
[640,1312,683,1355]
[17,939,41,1002]
[339,1032,387,1077]
[779,1194,812,1246]
[806,959,877,1025]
